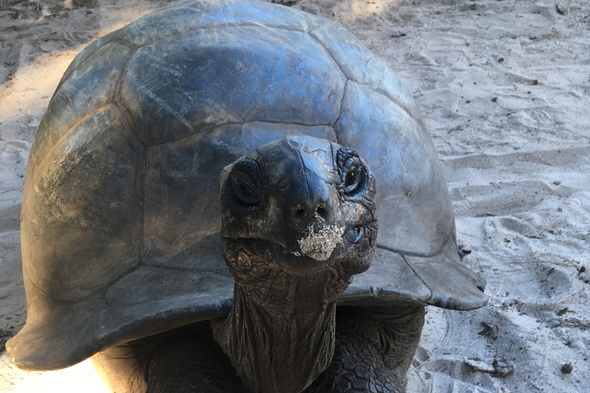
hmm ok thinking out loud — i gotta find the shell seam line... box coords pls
[368,85,428,134]
[307,24,348,132]
[308,23,427,134]
[331,79,348,141]
[111,45,149,271]
[27,262,143,306]
[33,42,137,180]
[108,38,136,50]
[400,253,433,303]
[52,37,135,106]
[113,45,143,145]
[145,120,334,147]
[32,102,114,178]
[55,36,134,92]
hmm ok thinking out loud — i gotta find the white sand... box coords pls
[1,0,588,391]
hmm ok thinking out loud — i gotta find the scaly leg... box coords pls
[93,323,244,393]
[306,306,425,393]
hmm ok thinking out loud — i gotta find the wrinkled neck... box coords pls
[211,267,350,393]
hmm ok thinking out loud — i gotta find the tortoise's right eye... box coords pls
[230,160,261,207]
[232,173,260,205]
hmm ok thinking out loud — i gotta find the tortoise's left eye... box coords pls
[339,151,368,197]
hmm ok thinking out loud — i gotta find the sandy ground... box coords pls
[0,0,588,392]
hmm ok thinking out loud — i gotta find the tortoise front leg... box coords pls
[146,339,244,393]
[93,323,245,393]
[306,306,425,393]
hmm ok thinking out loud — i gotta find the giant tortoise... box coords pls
[7,0,488,392]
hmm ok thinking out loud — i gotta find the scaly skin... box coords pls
[146,340,243,393]
[93,323,244,393]
[94,306,424,393]
[306,306,425,393]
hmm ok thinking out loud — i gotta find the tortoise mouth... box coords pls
[221,220,377,274]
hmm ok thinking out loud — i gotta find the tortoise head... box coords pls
[220,135,377,294]
[216,135,378,392]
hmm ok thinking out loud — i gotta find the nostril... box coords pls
[316,206,329,220]
[295,208,308,219]
[294,205,329,221]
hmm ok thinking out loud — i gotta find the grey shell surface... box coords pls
[7,0,487,370]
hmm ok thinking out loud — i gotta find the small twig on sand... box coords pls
[525,333,548,390]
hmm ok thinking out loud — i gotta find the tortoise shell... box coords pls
[7,0,487,370]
